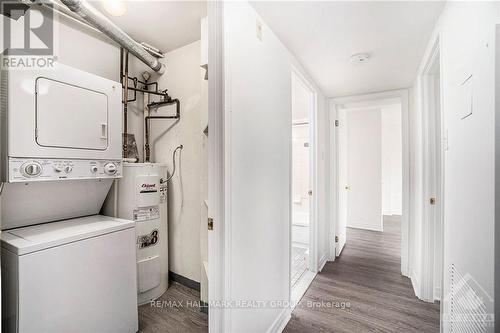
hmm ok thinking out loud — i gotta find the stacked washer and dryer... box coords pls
[0,63,138,332]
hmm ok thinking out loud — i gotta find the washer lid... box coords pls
[1,215,134,255]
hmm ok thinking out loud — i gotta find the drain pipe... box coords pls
[59,0,166,74]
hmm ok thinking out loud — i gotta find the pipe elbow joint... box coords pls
[156,63,166,75]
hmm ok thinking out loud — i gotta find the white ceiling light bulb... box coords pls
[102,0,127,17]
[350,53,370,64]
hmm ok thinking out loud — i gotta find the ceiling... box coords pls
[251,1,445,97]
[94,0,207,53]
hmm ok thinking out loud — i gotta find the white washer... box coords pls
[1,215,138,333]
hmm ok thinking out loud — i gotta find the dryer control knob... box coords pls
[65,165,73,173]
[90,165,98,173]
[104,163,117,175]
[23,162,42,177]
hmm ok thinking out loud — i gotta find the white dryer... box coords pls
[1,215,138,333]
[0,62,123,230]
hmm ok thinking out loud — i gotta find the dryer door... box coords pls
[36,78,109,150]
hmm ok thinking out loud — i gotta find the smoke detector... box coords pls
[350,53,370,64]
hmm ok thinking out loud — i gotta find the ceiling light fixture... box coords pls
[350,53,370,64]
[102,0,127,17]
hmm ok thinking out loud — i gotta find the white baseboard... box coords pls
[434,286,441,301]
[410,269,421,299]
[348,224,383,232]
[318,253,327,272]
[266,308,291,333]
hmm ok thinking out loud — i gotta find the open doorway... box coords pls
[331,90,410,276]
[290,71,317,301]
[337,101,402,237]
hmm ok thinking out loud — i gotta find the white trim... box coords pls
[291,271,316,308]
[290,66,319,278]
[419,35,443,303]
[329,89,410,277]
[411,268,422,299]
[266,308,291,333]
[347,225,384,233]
[434,286,442,302]
[318,253,328,272]
[328,101,337,261]
[207,1,226,331]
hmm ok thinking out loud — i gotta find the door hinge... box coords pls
[335,235,339,243]
[208,217,214,230]
[335,120,339,127]
[430,197,436,205]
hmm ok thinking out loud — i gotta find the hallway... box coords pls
[284,218,440,332]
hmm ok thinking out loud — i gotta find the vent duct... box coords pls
[58,0,166,74]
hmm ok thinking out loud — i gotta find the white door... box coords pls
[336,110,348,256]
[345,109,382,231]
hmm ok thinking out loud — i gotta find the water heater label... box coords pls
[137,229,159,248]
[133,207,160,221]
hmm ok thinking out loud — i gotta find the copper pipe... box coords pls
[122,49,129,157]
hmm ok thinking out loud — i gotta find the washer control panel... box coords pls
[8,158,122,182]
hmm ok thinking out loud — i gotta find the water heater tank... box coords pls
[103,163,168,305]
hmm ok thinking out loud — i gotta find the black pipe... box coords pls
[122,75,159,92]
[147,98,180,115]
[125,85,168,97]
[144,98,180,162]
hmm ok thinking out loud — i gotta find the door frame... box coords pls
[329,89,410,276]
[207,1,228,331]
[290,67,319,287]
[420,37,444,302]
[334,108,348,256]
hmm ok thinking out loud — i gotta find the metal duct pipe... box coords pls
[59,0,166,74]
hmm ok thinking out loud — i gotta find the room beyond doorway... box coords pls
[290,70,317,300]
[330,90,411,277]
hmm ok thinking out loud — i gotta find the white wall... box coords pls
[345,108,383,231]
[381,104,403,216]
[410,2,498,325]
[223,2,328,331]
[43,12,119,81]
[146,41,205,283]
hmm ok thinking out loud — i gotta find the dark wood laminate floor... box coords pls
[284,217,440,333]
[138,282,208,333]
